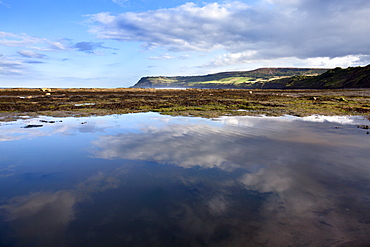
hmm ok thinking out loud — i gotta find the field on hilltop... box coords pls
[133,68,329,89]
[132,65,370,89]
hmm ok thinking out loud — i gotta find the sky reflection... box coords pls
[0,113,369,246]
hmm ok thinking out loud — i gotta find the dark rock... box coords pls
[39,120,55,123]
[23,124,43,128]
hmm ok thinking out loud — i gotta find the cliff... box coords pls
[132,68,328,89]
[132,65,370,89]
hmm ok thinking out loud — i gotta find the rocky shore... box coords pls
[0,88,369,120]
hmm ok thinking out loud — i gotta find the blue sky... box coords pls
[1,0,370,88]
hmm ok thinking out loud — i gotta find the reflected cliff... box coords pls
[0,113,369,246]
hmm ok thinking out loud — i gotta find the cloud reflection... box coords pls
[92,115,369,168]
[0,191,76,246]
[0,167,129,246]
[1,114,369,246]
[90,114,370,245]
[92,124,244,169]
[0,116,118,142]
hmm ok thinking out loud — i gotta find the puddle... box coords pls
[0,112,369,246]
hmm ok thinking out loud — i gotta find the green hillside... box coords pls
[277,65,370,89]
[132,68,328,89]
[132,65,370,89]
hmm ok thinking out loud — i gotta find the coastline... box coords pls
[1,88,369,121]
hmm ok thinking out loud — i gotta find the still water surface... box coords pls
[0,113,369,246]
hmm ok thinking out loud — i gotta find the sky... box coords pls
[1,0,370,88]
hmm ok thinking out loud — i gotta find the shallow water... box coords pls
[0,113,369,246]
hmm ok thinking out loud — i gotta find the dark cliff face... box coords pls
[131,65,370,89]
[134,78,153,88]
[281,65,370,89]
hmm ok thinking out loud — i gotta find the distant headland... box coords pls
[132,65,370,89]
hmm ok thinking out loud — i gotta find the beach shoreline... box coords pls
[1,88,369,120]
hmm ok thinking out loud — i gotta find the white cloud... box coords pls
[112,0,128,6]
[199,51,258,67]
[148,53,175,60]
[0,31,44,47]
[88,0,370,66]
[0,31,107,54]
[0,31,71,52]
[17,50,47,59]
[0,54,26,75]
[201,53,368,68]
[46,40,70,51]
[0,0,9,8]
[88,2,251,52]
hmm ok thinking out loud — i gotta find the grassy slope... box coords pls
[280,65,370,88]
[133,65,370,89]
[133,68,328,88]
